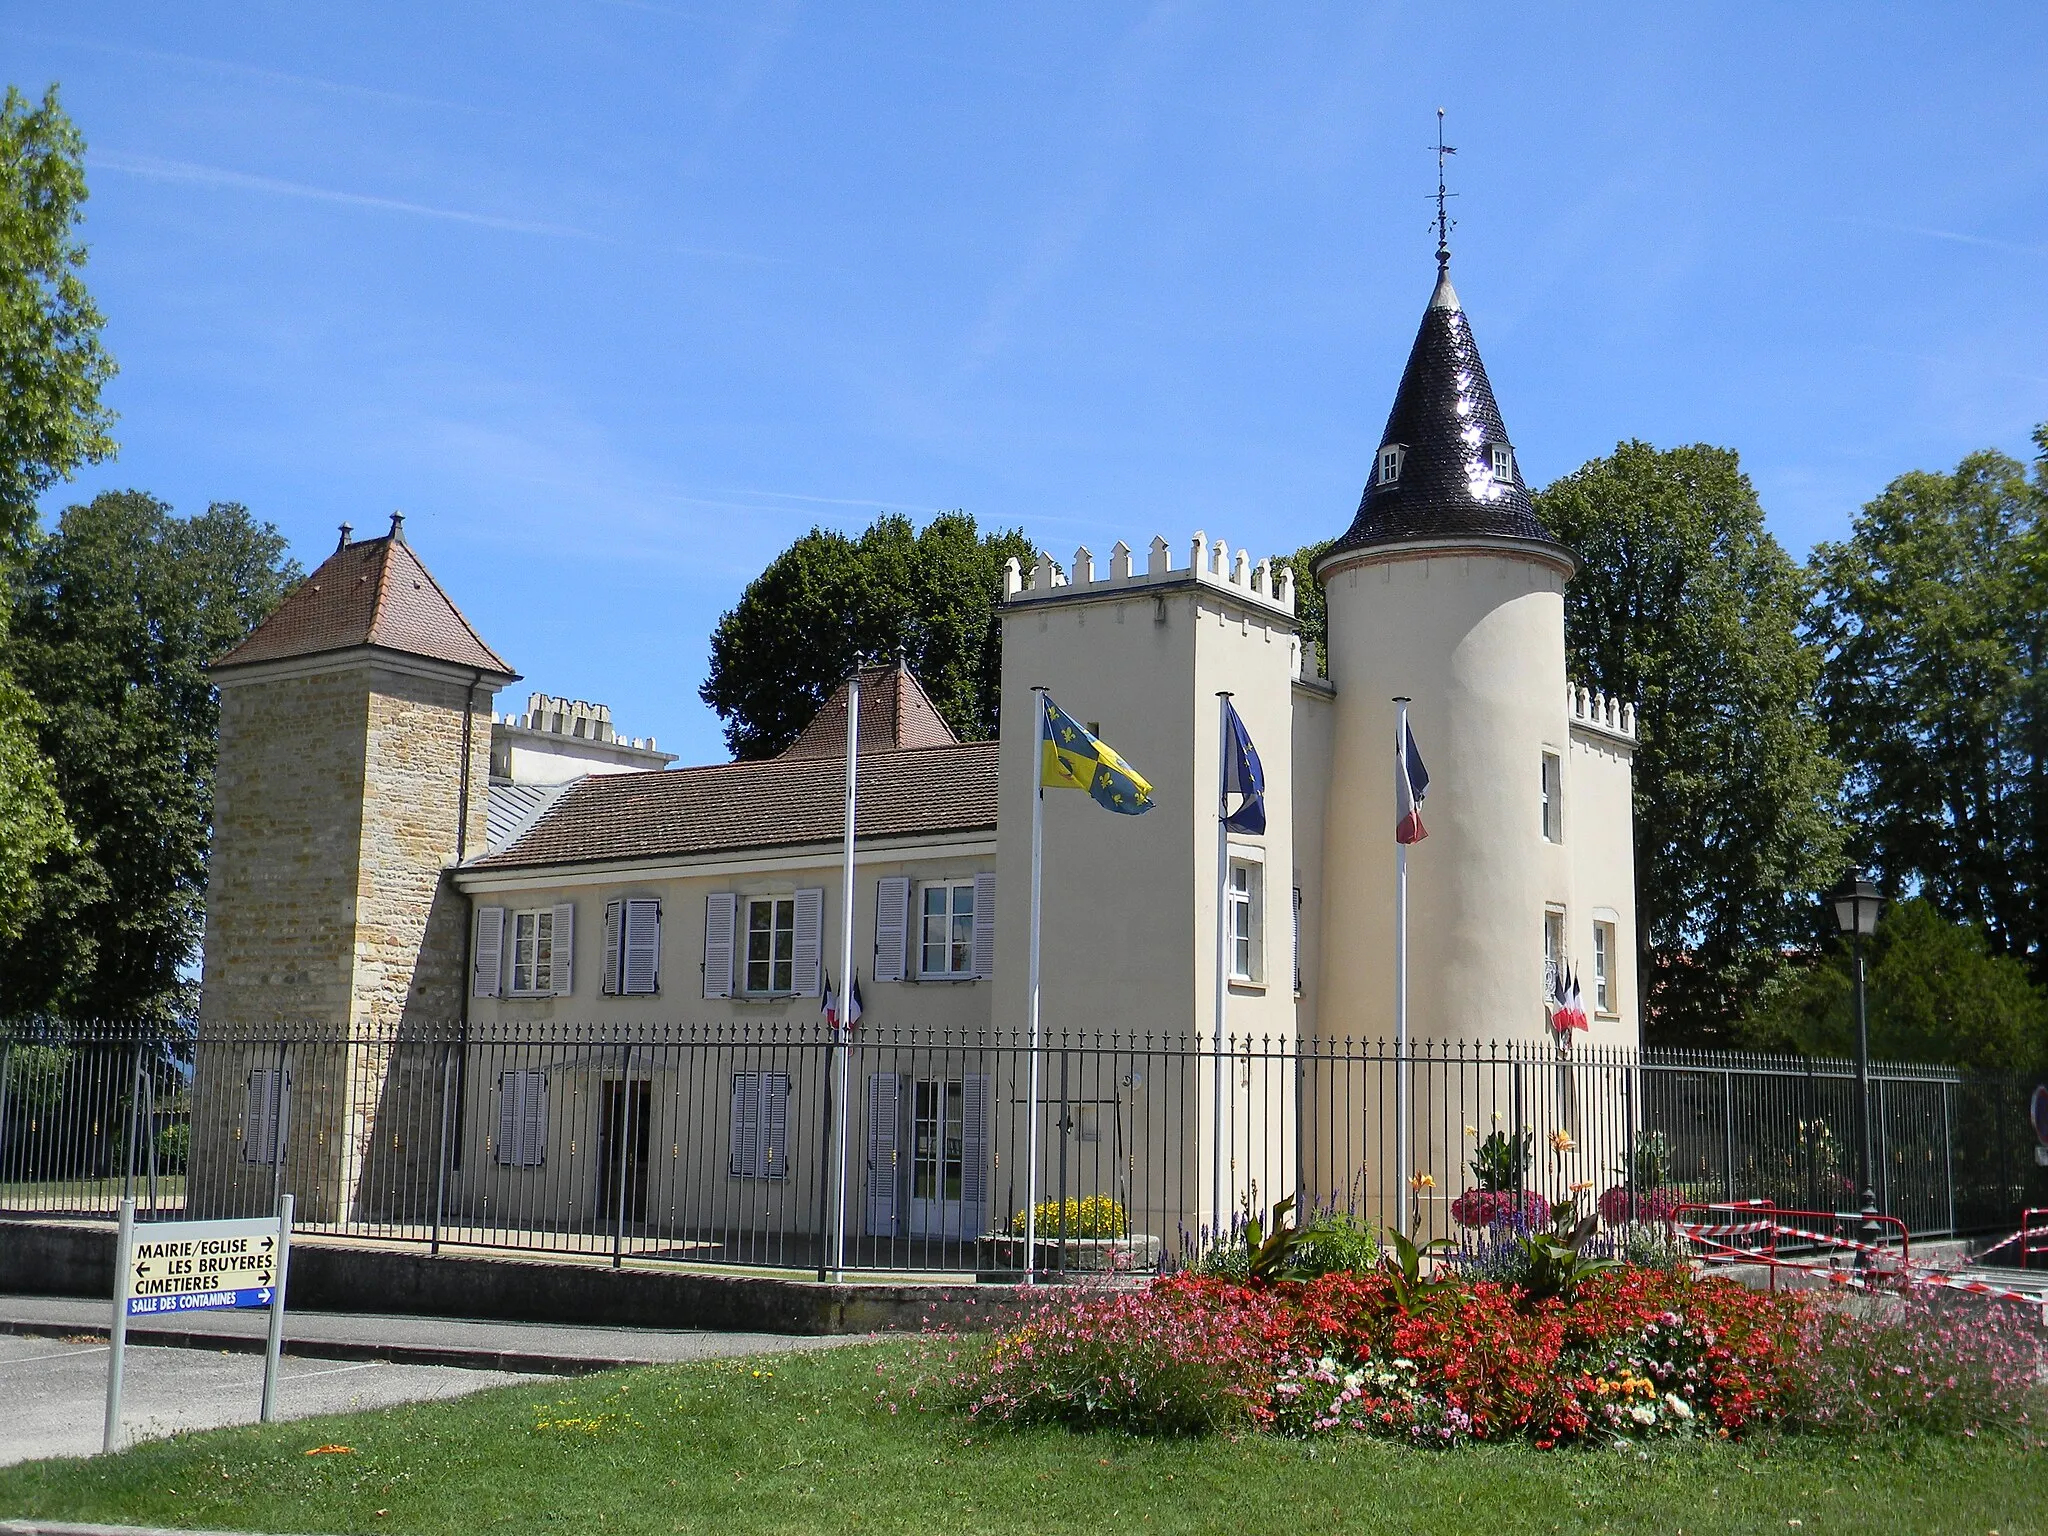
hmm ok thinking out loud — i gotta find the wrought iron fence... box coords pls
[3,1021,2042,1276]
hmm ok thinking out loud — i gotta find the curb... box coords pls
[2,1524,327,1536]
[0,1319,627,1378]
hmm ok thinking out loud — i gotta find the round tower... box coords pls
[1314,256,1577,1046]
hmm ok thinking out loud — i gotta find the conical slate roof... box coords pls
[1323,264,1567,562]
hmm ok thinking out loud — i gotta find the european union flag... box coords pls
[1221,698,1265,834]
[1040,695,1154,815]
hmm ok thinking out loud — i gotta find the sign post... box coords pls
[103,1199,294,1452]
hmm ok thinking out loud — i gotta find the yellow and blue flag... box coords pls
[1040,695,1154,815]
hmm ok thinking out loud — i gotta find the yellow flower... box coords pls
[1570,1180,1594,1193]
[1491,1111,1503,1124]
[1410,1171,1437,1191]
[1549,1129,1576,1154]
[1464,1125,1478,1138]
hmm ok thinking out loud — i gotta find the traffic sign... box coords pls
[105,1199,295,1452]
[120,1216,282,1317]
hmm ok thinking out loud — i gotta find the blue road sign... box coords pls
[126,1286,274,1317]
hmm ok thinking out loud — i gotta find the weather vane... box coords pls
[1431,107,1457,270]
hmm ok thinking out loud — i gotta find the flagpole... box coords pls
[1393,696,1411,1240]
[832,668,860,1280]
[1023,687,1047,1285]
[1212,691,1232,1242]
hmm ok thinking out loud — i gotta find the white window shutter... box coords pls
[520,1073,548,1166]
[864,1072,901,1236]
[729,1073,761,1177]
[791,888,824,998]
[602,901,622,996]
[702,893,735,999]
[762,1074,790,1180]
[243,1069,285,1166]
[971,872,998,980]
[622,898,661,995]
[495,1072,519,1165]
[960,1073,990,1228]
[550,904,575,996]
[473,906,505,998]
[873,877,909,983]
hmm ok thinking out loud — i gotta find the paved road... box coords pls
[0,1332,538,1466]
[0,1297,867,1469]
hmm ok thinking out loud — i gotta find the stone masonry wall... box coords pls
[194,659,498,1223]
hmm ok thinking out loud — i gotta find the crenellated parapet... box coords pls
[1568,685,1636,744]
[1002,531,1297,619]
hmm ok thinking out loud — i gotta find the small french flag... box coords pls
[1395,720,1430,845]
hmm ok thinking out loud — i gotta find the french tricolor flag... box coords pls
[1395,720,1430,845]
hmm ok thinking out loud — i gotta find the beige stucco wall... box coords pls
[1568,719,1640,1048]
[1316,544,1576,1046]
[993,539,1300,1231]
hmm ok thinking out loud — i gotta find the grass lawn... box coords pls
[2,1340,2043,1536]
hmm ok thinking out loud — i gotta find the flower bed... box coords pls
[951,1266,2042,1447]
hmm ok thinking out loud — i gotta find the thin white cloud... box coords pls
[93,151,787,263]
[7,29,492,116]
[1842,216,2048,259]
[94,152,608,240]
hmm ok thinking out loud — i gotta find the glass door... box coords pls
[907,1078,964,1239]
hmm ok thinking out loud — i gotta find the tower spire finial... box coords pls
[1432,107,1457,272]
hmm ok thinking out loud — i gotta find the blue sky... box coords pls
[10,4,2047,765]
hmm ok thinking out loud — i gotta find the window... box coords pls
[1541,752,1562,842]
[1593,921,1616,1014]
[241,1069,287,1165]
[1543,908,1566,1000]
[510,910,554,995]
[1490,443,1514,481]
[496,1070,548,1166]
[1228,859,1263,983]
[745,896,797,994]
[605,899,659,996]
[1379,444,1405,485]
[729,1072,790,1179]
[919,882,976,977]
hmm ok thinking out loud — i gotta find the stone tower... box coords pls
[195,516,518,1220]
[1312,257,1581,1047]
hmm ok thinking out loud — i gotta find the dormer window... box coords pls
[1489,443,1514,482]
[1379,445,1406,485]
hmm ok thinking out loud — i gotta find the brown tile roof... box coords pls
[779,662,959,758]
[213,526,516,677]
[470,740,998,870]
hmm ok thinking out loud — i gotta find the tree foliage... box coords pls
[1270,539,1331,678]
[0,672,70,942]
[1534,442,1845,1045]
[701,512,1034,760]
[1809,426,2048,978]
[1,491,300,1022]
[1735,898,2048,1076]
[0,84,116,553]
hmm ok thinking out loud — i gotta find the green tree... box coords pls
[0,83,114,943]
[1534,442,1845,1045]
[1736,898,2048,1075]
[702,511,1034,760]
[1809,427,2048,977]
[1,492,300,1021]
[1,83,116,552]
[0,672,70,941]
[1270,539,1331,678]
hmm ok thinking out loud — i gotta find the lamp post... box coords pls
[1831,876,1884,1242]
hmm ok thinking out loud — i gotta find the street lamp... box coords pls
[1831,876,1883,1234]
